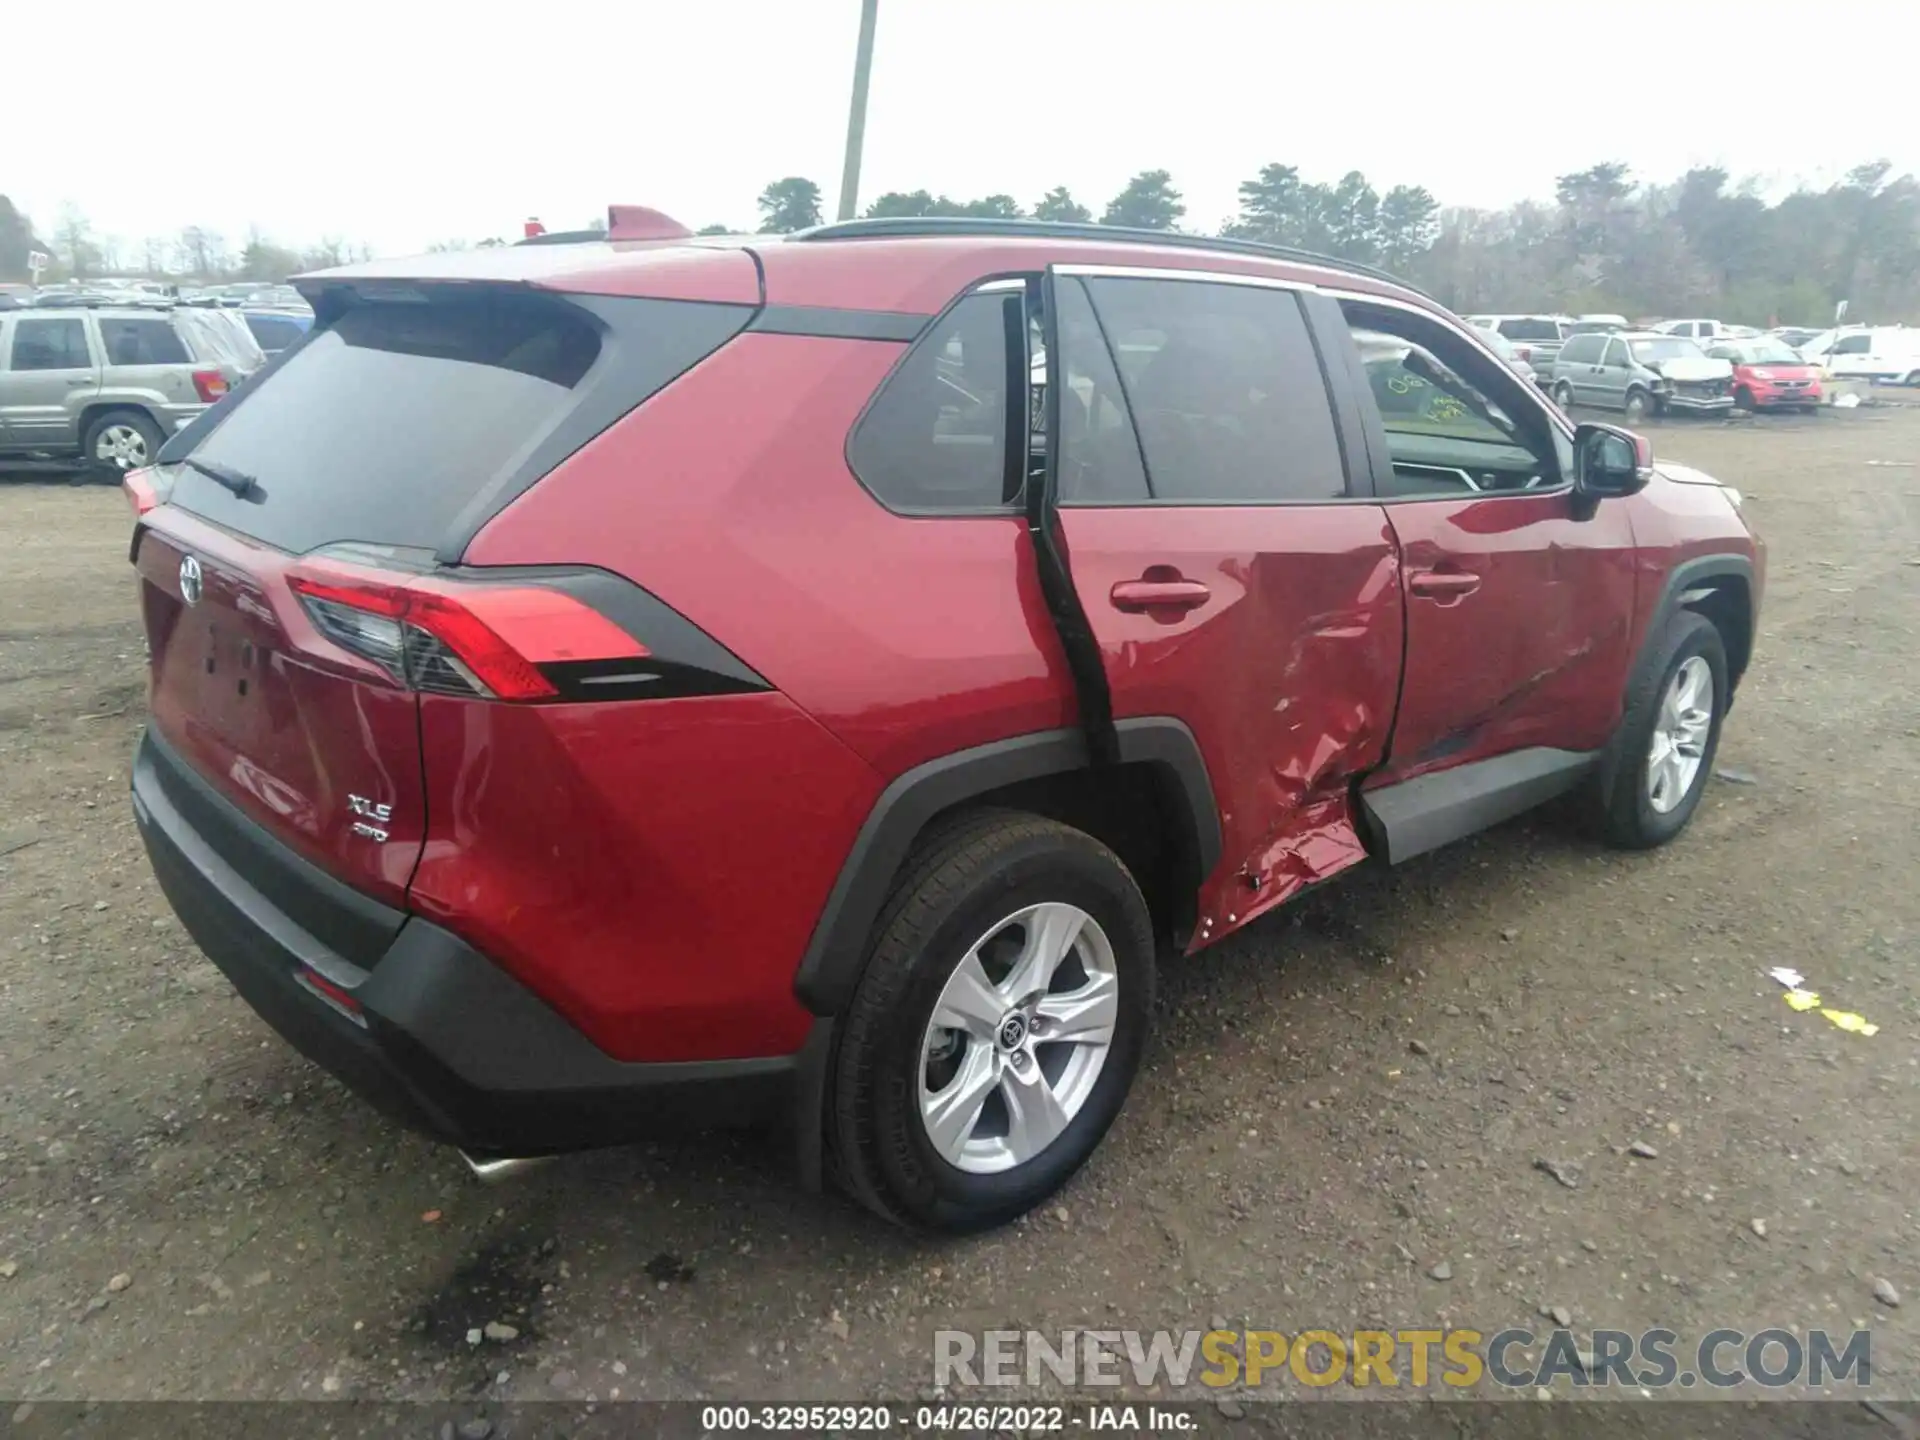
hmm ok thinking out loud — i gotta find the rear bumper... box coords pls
[130,729,801,1156]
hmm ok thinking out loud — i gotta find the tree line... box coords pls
[8,157,1917,325]
[0,198,370,286]
[752,160,1919,326]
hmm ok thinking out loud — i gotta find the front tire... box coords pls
[828,811,1155,1232]
[1623,388,1651,423]
[1591,610,1729,849]
[1734,386,1755,412]
[83,410,163,481]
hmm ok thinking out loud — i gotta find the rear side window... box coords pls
[1497,317,1559,342]
[170,290,747,554]
[10,318,91,370]
[848,292,1016,512]
[99,317,191,366]
[1082,276,1344,503]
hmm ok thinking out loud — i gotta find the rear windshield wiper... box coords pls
[182,455,258,499]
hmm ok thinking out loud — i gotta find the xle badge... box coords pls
[347,794,393,842]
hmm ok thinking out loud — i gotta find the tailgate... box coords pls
[134,510,426,907]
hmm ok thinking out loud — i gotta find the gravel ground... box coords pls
[1,407,1916,1412]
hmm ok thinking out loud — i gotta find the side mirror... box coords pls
[1573,422,1653,499]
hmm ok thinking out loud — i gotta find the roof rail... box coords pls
[790,217,1429,297]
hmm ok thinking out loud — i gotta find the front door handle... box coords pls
[1110,577,1212,613]
[1408,570,1482,600]
[67,377,93,386]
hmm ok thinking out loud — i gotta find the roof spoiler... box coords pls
[515,205,693,247]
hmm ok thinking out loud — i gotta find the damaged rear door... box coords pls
[1036,265,1404,945]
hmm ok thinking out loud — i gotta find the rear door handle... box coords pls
[67,377,93,386]
[1408,570,1482,599]
[1110,578,1212,613]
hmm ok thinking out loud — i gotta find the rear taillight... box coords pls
[191,369,229,403]
[287,567,646,702]
[1516,345,1533,362]
[124,467,159,517]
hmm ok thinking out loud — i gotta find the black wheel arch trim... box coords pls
[1644,553,1756,688]
[1597,552,1754,796]
[792,719,1222,1016]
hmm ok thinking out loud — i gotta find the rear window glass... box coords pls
[169,290,749,554]
[100,317,191,365]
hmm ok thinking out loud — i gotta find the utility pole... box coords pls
[835,0,879,221]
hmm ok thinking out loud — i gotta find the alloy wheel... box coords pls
[1647,655,1713,814]
[95,424,150,469]
[918,902,1118,1175]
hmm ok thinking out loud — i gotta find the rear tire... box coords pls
[1552,381,1575,409]
[828,810,1155,1233]
[1590,610,1729,850]
[83,409,162,481]
[1623,388,1651,423]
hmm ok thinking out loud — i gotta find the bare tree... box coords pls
[178,226,226,279]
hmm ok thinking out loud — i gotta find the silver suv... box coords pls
[0,306,265,477]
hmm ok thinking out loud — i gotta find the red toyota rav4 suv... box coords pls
[126,214,1762,1232]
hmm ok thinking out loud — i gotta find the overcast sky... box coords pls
[11,0,1914,261]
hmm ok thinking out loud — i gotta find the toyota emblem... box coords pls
[178,554,204,606]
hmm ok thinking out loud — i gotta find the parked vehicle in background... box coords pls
[1465,314,1569,372]
[1480,327,1539,386]
[125,213,1763,1231]
[1563,318,1625,336]
[242,308,313,354]
[1798,326,1920,384]
[1655,318,1730,342]
[1578,313,1630,330]
[0,305,264,476]
[1551,331,1735,420]
[1705,337,1824,412]
[1768,326,1826,351]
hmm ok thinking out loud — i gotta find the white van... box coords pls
[1799,327,1920,384]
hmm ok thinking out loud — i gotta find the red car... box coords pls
[1709,337,1825,412]
[126,212,1763,1232]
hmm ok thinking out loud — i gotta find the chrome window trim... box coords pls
[1053,263,1316,294]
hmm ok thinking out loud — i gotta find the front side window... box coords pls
[1832,334,1871,355]
[1341,301,1561,499]
[10,318,91,371]
[848,292,1015,512]
[1603,339,1629,367]
[1080,276,1345,503]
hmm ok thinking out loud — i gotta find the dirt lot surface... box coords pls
[2,408,1917,1418]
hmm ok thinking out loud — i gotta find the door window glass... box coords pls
[10,318,91,370]
[1082,276,1345,502]
[1341,301,1561,499]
